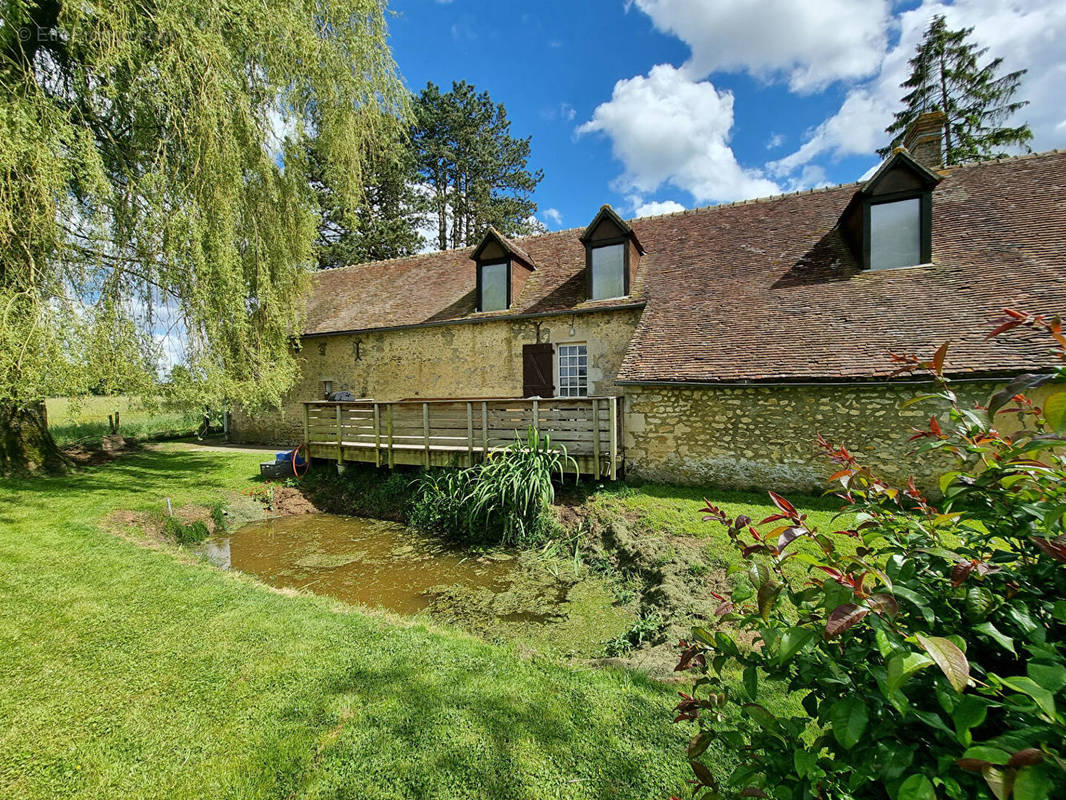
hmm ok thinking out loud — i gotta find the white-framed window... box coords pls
[590,243,626,299]
[869,198,922,270]
[557,343,588,397]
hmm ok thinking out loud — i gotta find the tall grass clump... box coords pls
[410,427,575,547]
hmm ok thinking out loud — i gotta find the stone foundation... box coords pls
[623,381,1052,492]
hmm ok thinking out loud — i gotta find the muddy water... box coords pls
[199,513,637,658]
[199,513,522,615]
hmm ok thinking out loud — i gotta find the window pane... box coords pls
[591,244,625,299]
[870,198,921,270]
[480,262,508,311]
[557,344,589,397]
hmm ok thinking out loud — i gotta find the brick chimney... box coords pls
[902,110,946,170]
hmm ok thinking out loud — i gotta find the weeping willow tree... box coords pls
[0,0,407,474]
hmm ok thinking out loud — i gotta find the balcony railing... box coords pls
[302,396,622,479]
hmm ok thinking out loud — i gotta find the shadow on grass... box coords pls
[0,447,259,520]
[261,643,688,798]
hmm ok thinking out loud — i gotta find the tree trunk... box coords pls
[0,400,71,476]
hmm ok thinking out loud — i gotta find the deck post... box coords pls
[532,399,539,437]
[466,402,474,467]
[423,402,430,467]
[373,403,381,467]
[481,401,489,458]
[608,396,618,481]
[302,403,310,448]
[592,398,600,478]
[335,403,343,465]
[387,404,394,469]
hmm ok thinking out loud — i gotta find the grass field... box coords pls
[0,445,847,798]
[45,396,200,446]
[585,481,852,573]
[0,445,702,799]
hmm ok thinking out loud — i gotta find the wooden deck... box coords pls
[303,397,622,479]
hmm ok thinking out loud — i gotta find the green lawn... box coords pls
[45,396,200,445]
[585,482,854,572]
[0,445,697,799]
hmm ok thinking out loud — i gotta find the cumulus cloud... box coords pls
[577,64,779,204]
[633,0,891,92]
[633,199,686,218]
[541,207,563,226]
[770,0,1066,177]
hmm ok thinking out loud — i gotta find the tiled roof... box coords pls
[304,225,642,335]
[305,150,1066,382]
[618,150,1066,383]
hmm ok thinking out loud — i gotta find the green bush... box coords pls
[410,427,576,547]
[164,516,210,545]
[674,312,1066,800]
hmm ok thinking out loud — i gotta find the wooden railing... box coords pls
[302,396,622,479]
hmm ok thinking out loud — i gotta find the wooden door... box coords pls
[522,343,555,397]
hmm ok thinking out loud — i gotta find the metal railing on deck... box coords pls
[302,396,622,479]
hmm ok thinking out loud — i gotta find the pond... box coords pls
[199,513,634,657]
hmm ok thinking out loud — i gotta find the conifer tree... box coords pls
[412,81,544,251]
[880,15,1032,164]
[308,130,423,269]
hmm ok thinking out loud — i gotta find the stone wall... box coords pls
[623,381,1056,492]
[230,308,642,445]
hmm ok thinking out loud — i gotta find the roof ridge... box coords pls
[935,147,1064,174]
[624,180,864,223]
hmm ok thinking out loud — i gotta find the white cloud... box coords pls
[633,0,891,92]
[770,0,1066,177]
[541,207,563,226]
[577,64,780,204]
[633,199,686,217]
[765,132,785,150]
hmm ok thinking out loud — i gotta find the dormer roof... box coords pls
[858,148,942,196]
[470,226,536,270]
[580,205,645,254]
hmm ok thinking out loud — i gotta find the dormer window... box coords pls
[841,148,939,271]
[478,260,510,312]
[470,227,536,313]
[590,243,626,300]
[869,198,921,270]
[580,205,644,301]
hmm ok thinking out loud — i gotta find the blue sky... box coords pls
[388,0,1065,233]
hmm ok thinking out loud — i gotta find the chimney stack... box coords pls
[902,110,946,170]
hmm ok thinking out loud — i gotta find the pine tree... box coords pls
[880,15,1032,164]
[412,82,544,251]
[308,131,423,269]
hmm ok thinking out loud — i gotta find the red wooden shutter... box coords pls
[522,343,555,397]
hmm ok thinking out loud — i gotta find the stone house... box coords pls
[232,116,1066,491]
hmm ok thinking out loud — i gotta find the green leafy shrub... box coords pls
[209,501,227,533]
[605,610,667,657]
[410,427,576,546]
[164,516,210,545]
[674,311,1066,800]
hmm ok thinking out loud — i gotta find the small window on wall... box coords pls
[869,197,922,270]
[321,380,333,399]
[557,344,588,397]
[590,244,625,300]
[478,261,509,312]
